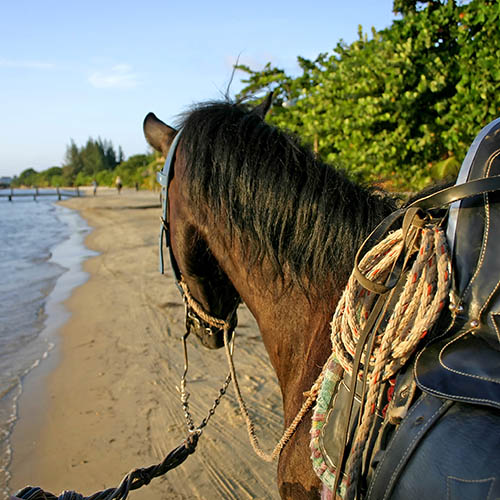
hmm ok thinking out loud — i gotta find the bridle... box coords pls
[155,125,323,462]
[156,127,238,347]
[156,126,240,438]
[157,127,184,280]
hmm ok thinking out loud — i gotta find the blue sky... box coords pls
[0,0,397,177]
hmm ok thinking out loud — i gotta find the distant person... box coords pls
[135,181,139,191]
[115,176,122,194]
[92,179,98,196]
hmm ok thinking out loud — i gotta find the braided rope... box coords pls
[223,327,325,462]
[179,279,229,329]
[311,222,451,499]
[344,225,450,499]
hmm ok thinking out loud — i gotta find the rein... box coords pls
[179,276,322,462]
[177,278,234,435]
[155,126,321,464]
[223,328,325,463]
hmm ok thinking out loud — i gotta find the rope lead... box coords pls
[14,434,199,500]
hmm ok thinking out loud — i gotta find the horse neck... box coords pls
[207,233,337,425]
[248,286,336,425]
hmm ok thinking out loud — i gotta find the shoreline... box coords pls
[9,189,281,499]
[0,200,95,500]
[4,197,97,500]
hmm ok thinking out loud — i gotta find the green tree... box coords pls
[237,0,500,190]
[236,56,325,146]
[439,1,500,162]
[15,168,39,187]
[114,153,154,187]
[96,169,114,186]
[62,139,83,185]
[62,137,119,185]
[38,166,63,186]
[118,145,125,164]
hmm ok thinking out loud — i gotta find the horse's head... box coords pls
[143,112,240,349]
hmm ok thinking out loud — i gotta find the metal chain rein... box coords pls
[179,309,234,435]
[14,288,235,500]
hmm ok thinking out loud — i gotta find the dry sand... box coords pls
[9,188,282,499]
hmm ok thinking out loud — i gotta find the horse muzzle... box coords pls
[186,310,236,349]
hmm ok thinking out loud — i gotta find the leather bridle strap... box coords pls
[157,127,183,277]
[155,127,238,340]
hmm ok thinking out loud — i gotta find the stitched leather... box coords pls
[366,393,452,500]
[367,393,500,500]
[416,117,500,407]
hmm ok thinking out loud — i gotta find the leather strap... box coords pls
[332,292,389,494]
[353,207,424,295]
[353,175,500,297]
[409,175,500,211]
[157,127,182,275]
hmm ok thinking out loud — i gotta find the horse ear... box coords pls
[252,91,273,119]
[143,112,176,156]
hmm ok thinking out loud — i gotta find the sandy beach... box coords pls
[9,188,282,499]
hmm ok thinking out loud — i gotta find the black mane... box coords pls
[179,100,396,293]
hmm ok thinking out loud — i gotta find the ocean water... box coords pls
[0,192,96,497]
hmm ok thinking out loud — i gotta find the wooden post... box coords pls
[9,187,13,202]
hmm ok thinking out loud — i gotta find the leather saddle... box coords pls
[369,118,500,499]
[319,117,500,499]
[415,117,500,408]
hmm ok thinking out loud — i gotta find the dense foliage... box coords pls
[62,138,122,186]
[13,166,63,187]
[237,0,500,190]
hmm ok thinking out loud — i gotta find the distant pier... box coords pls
[0,187,82,201]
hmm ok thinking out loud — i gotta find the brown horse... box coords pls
[143,100,396,498]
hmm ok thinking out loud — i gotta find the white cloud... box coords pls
[0,59,54,69]
[88,64,139,89]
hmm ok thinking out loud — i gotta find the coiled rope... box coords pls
[311,219,451,500]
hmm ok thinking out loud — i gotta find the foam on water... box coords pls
[0,196,96,498]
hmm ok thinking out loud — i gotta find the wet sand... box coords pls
[9,188,282,499]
